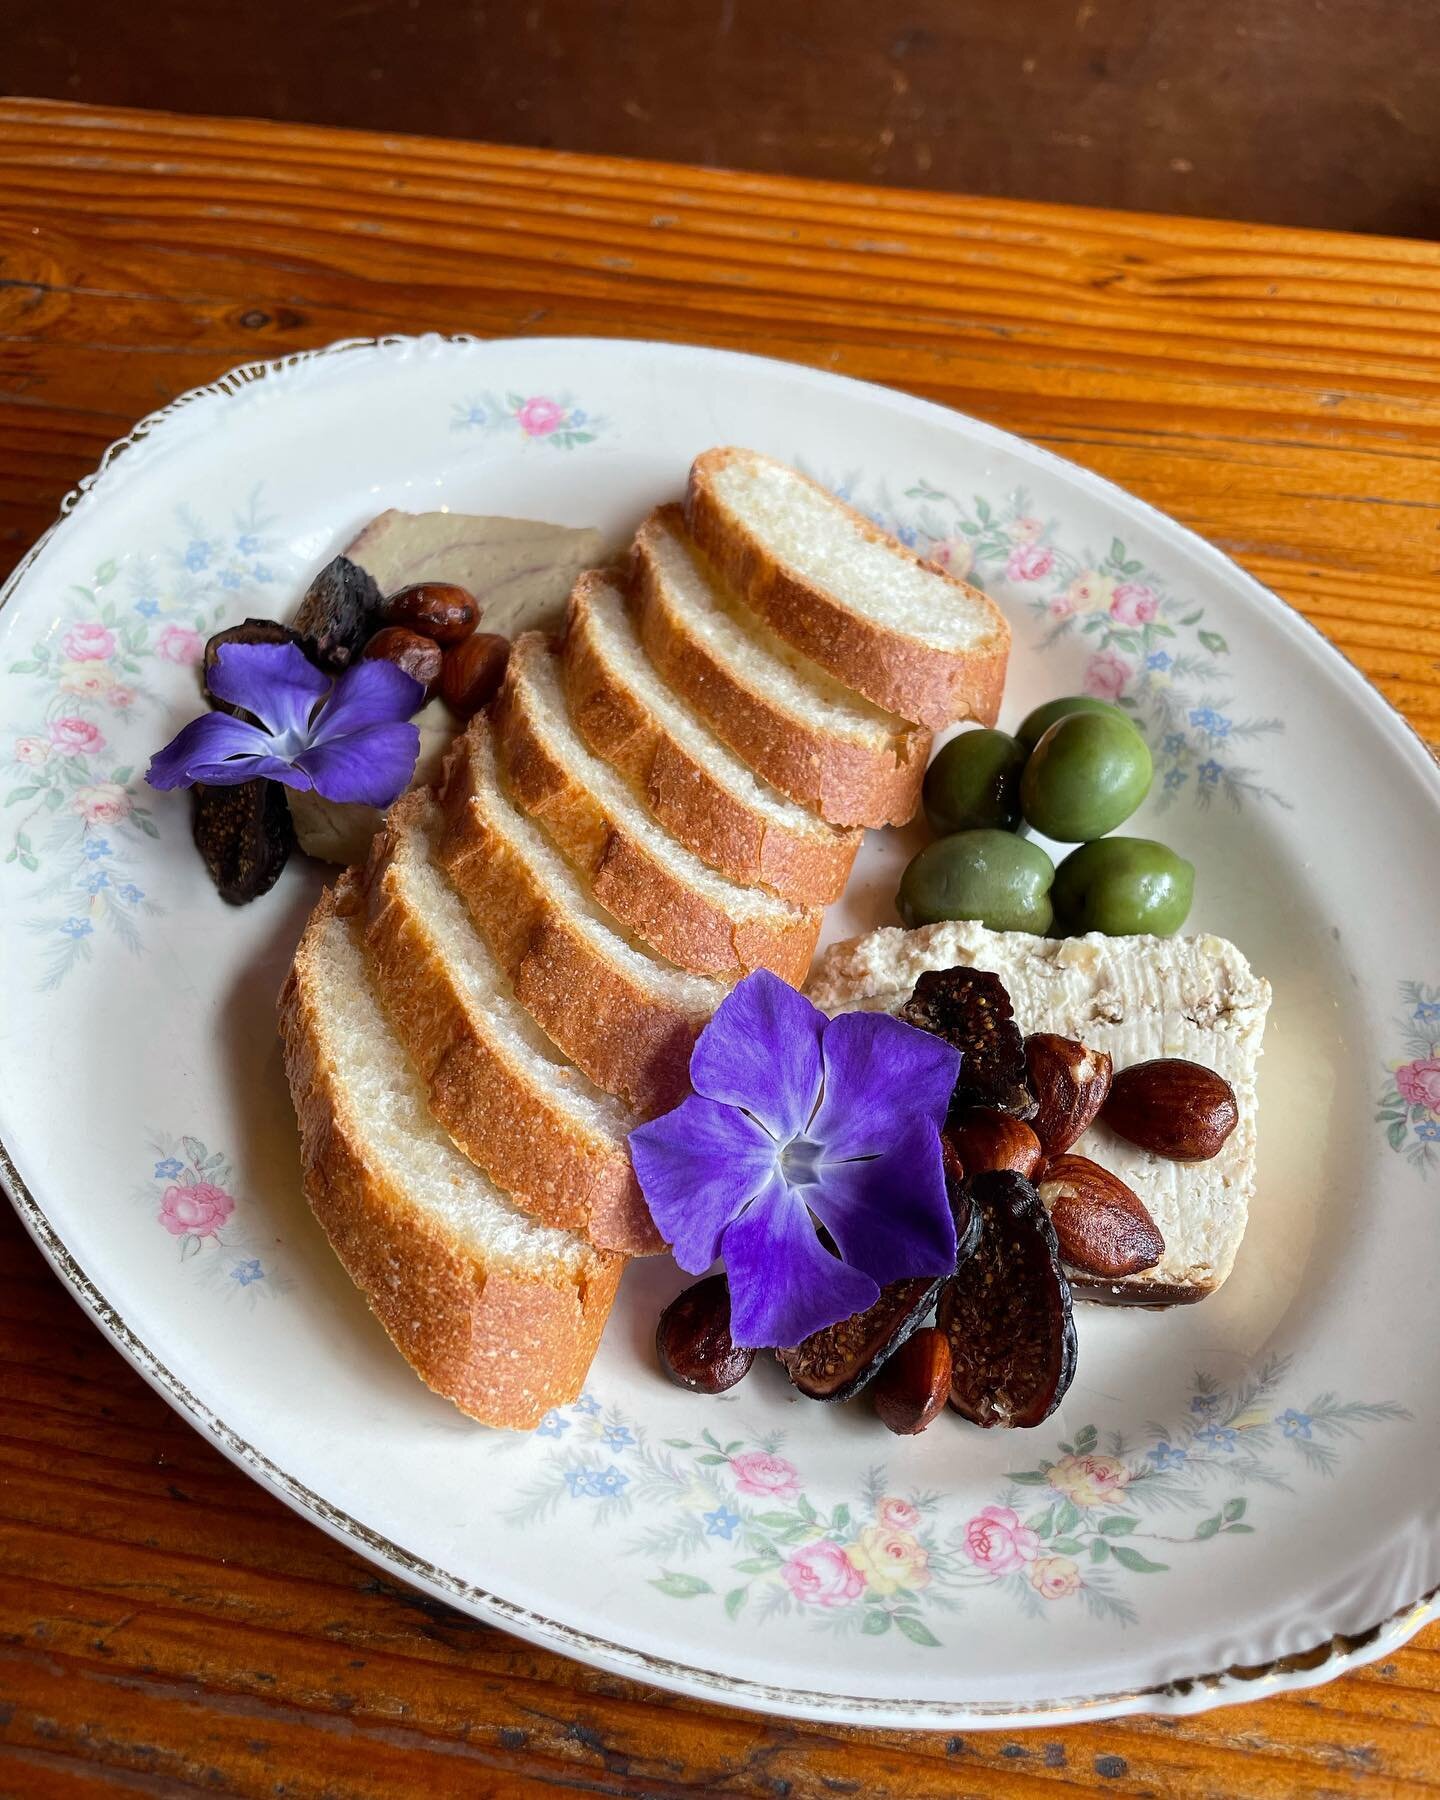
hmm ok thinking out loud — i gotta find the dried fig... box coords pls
[898,967,1034,1117]
[203,617,306,716]
[656,1274,754,1394]
[293,555,384,672]
[191,778,294,904]
[777,1275,944,1403]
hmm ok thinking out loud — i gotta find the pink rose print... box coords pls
[1085,650,1132,702]
[515,396,566,438]
[1047,1452,1132,1508]
[1396,1059,1440,1112]
[72,782,132,826]
[14,736,51,766]
[961,1504,1040,1574]
[876,1495,922,1531]
[60,663,116,698]
[158,1181,235,1239]
[62,621,116,662]
[108,685,138,711]
[1048,595,1074,619]
[1005,543,1054,583]
[1110,581,1159,626]
[1029,1554,1082,1600]
[780,1539,865,1608]
[929,537,974,580]
[1011,516,1045,544]
[156,623,204,665]
[48,716,106,757]
[728,1451,801,1499]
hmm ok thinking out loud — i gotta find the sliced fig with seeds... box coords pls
[777,1275,944,1403]
[293,555,384,672]
[191,778,294,904]
[898,967,1034,1118]
[938,1170,1077,1429]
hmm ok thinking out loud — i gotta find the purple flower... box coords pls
[629,972,960,1349]
[146,642,421,807]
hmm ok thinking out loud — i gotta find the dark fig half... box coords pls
[203,617,308,716]
[191,778,295,905]
[938,1170,1077,1429]
[293,555,384,672]
[898,966,1034,1118]
[777,1275,943,1403]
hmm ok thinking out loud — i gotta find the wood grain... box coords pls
[1,98,1438,1797]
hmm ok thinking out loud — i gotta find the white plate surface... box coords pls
[1,335,1436,1728]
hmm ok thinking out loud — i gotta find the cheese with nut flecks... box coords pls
[806,921,1271,1302]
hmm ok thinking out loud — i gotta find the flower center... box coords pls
[778,1134,826,1188]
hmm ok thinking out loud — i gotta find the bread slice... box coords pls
[686,448,1010,730]
[561,571,860,906]
[807,921,1271,1304]
[492,632,820,984]
[631,507,928,829]
[278,883,623,1428]
[360,792,660,1255]
[436,718,723,1117]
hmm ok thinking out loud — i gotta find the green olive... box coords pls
[897,830,1055,934]
[1051,837,1195,937]
[922,729,1028,835]
[1019,712,1153,842]
[1015,693,1130,752]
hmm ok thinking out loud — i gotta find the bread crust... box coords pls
[631,509,928,829]
[360,796,660,1255]
[561,572,859,906]
[278,885,623,1430]
[686,448,1010,731]
[435,720,709,1118]
[493,634,821,984]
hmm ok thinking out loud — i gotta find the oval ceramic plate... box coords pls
[1,336,1436,1730]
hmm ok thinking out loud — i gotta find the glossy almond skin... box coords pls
[440,632,510,717]
[872,1327,952,1435]
[944,1107,1043,1179]
[1036,1154,1165,1277]
[1025,1033,1113,1156]
[383,581,480,646]
[1102,1058,1239,1162]
[362,626,442,702]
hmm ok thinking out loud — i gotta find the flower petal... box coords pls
[292,721,421,806]
[308,656,425,744]
[628,1096,777,1273]
[808,1115,957,1287]
[146,712,288,789]
[809,1009,960,1162]
[722,1177,880,1348]
[208,642,330,738]
[689,970,826,1139]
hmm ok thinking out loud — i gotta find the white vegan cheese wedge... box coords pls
[807,921,1272,1303]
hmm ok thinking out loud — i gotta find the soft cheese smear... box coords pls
[807,921,1272,1300]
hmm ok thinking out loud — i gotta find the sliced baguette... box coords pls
[686,448,1010,730]
[561,571,860,905]
[493,632,820,984]
[360,792,659,1255]
[630,507,928,828]
[436,717,723,1117]
[278,883,623,1428]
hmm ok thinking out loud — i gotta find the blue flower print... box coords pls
[1164,768,1189,791]
[59,917,92,939]
[236,533,261,555]
[1414,1001,1440,1030]
[572,1394,602,1416]
[1417,1120,1440,1143]
[184,541,211,572]
[1189,707,1231,738]
[250,564,274,584]
[591,1465,628,1496]
[454,402,487,429]
[230,1259,264,1287]
[1196,1423,1239,1452]
[704,1505,742,1540]
[1278,1409,1312,1439]
[1190,1391,1221,1415]
[117,884,145,904]
[154,1158,184,1180]
[1162,733,1186,758]
[1198,759,1224,786]
[563,1469,592,1497]
[601,1423,636,1451]
[536,1410,571,1439]
[83,870,110,894]
[217,569,244,591]
[135,598,160,618]
[83,838,112,861]
[1147,650,1172,671]
[569,409,587,427]
[1147,1441,1188,1471]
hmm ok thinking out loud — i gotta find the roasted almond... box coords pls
[1036,1154,1166,1278]
[944,1107,1043,1180]
[872,1327,952,1436]
[1024,1033,1112,1156]
[1102,1058,1238,1162]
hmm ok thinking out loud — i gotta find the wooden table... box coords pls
[1,98,1437,1798]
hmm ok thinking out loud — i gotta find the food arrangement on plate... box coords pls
[148,447,1270,1434]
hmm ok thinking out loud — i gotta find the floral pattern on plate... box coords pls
[829,471,1288,812]
[500,1357,1407,1643]
[137,1133,290,1302]
[452,391,603,450]
[1377,981,1440,1176]
[3,490,287,986]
